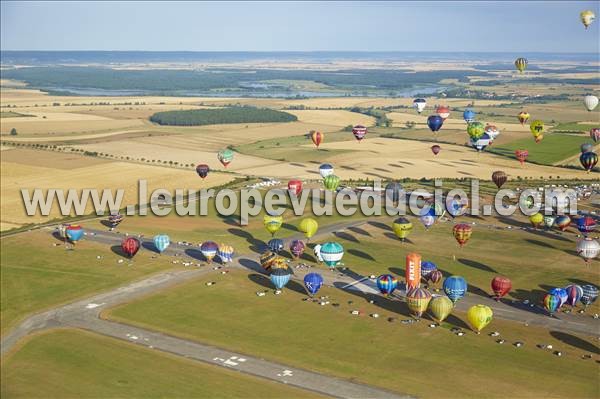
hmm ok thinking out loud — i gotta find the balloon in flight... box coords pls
[555,215,571,231]
[264,215,283,236]
[289,239,306,259]
[491,170,507,189]
[427,115,443,133]
[529,120,545,143]
[413,98,427,114]
[217,149,234,168]
[590,128,600,143]
[436,105,450,120]
[580,10,596,29]
[579,151,598,172]
[288,179,303,196]
[463,109,476,123]
[352,125,368,142]
[466,121,485,140]
[583,95,599,112]
[323,174,341,191]
[196,164,209,179]
[514,57,528,73]
[515,149,529,166]
[431,144,441,156]
[319,163,334,178]
[517,111,530,125]
[310,130,324,148]
[298,218,318,240]
[576,237,600,262]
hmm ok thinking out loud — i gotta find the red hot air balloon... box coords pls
[491,276,512,300]
[122,237,141,258]
[591,128,600,142]
[436,105,450,120]
[431,145,441,156]
[453,224,472,247]
[287,180,303,196]
[310,130,323,148]
[352,125,367,142]
[196,164,209,179]
[515,149,529,166]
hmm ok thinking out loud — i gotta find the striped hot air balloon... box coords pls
[200,241,219,263]
[267,238,284,254]
[153,234,170,254]
[217,243,234,264]
[590,128,600,143]
[352,125,367,141]
[406,287,432,318]
[121,237,140,258]
[555,215,571,231]
[581,285,599,308]
[564,284,583,307]
[428,270,443,289]
[548,288,568,308]
[515,149,529,166]
[320,242,344,268]
[323,175,341,191]
[264,215,283,237]
[270,267,292,290]
[491,170,507,189]
[310,130,324,148]
[108,212,124,227]
[376,274,398,296]
[576,216,597,235]
[543,293,561,315]
[514,57,528,73]
[260,250,278,272]
[580,151,598,172]
[576,238,600,263]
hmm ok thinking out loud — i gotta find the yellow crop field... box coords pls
[284,109,375,127]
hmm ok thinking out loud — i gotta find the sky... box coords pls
[1,1,599,52]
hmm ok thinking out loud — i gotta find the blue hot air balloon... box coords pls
[463,109,476,123]
[267,238,284,253]
[421,261,437,280]
[303,273,324,296]
[153,234,170,254]
[548,287,568,307]
[376,274,398,296]
[443,276,467,303]
[271,267,292,290]
[470,133,492,152]
[319,163,334,178]
[427,115,443,133]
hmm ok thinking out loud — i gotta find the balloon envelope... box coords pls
[352,125,368,141]
[303,273,323,295]
[153,234,170,253]
[392,217,412,241]
[200,241,219,263]
[584,95,599,111]
[467,305,493,332]
[405,253,422,291]
[543,294,561,314]
[196,164,209,178]
[427,115,443,132]
[564,284,583,307]
[581,285,599,306]
[271,267,292,290]
[319,163,334,178]
[491,276,512,299]
[217,149,234,167]
[320,242,344,268]
[376,274,398,296]
[121,237,140,258]
[298,218,318,240]
[453,224,472,247]
[429,296,453,322]
[267,238,284,253]
[443,276,467,303]
[406,287,432,318]
[65,225,84,242]
[491,170,507,189]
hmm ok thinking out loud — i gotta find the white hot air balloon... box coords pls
[413,98,427,114]
[577,237,600,263]
[583,95,599,112]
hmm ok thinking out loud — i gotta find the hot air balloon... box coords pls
[270,256,289,271]
[543,293,561,315]
[584,95,599,112]
[590,128,600,143]
[323,174,340,191]
[385,182,404,203]
[564,284,583,307]
[543,215,555,229]
[313,243,323,263]
[196,164,209,179]
[217,243,234,264]
[153,234,170,254]
[431,144,441,156]
[529,120,545,143]
[260,250,277,271]
[427,115,443,133]
[470,133,492,152]
[443,276,467,303]
[319,163,334,178]
[576,216,597,234]
[376,274,398,296]
[491,276,512,300]
[267,238,284,254]
[466,121,485,141]
[121,237,140,258]
[264,215,283,237]
[352,125,368,141]
[577,237,600,262]
[580,151,598,172]
[419,212,436,230]
[463,109,476,123]
[392,217,412,241]
[429,296,453,323]
[515,149,529,166]
[581,143,594,154]
[65,225,84,243]
[467,305,493,333]
[529,213,544,228]
[428,270,443,289]
[436,105,450,120]
[484,124,500,141]
[298,218,318,241]
[413,98,427,114]
[271,267,292,290]
[581,285,599,308]
[549,287,568,307]
[406,287,432,318]
[452,224,472,247]
[108,211,123,227]
[289,239,306,259]
[288,180,303,196]
[310,130,324,148]
[421,261,437,281]
[57,224,69,240]
[514,57,528,73]
[405,252,422,292]
[304,273,323,296]
[581,10,596,29]
[492,171,507,189]
[217,149,234,168]
[200,241,219,263]
[320,242,344,268]
[555,215,571,231]
[517,111,530,126]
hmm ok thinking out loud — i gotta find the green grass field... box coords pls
[0,111,32,118]
[487,134,592,165]
[108,270,599,399]
[551,122,597,133]
[1,329,321,399]
[0,231,177,335]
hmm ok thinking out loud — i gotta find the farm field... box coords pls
[107,269,599,399]
[1,329,321,398]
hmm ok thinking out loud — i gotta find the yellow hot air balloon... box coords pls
[514,57,528,73]
[392,217,413,242]
[429,296,454,323]
[270,256,288,271]
[581,10,595,29]
[467,304,493,333]
[263,215,283,237]
[298,218,319,240]
[529,212,544,228]
[529,120,544,143]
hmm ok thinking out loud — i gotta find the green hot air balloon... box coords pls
[467,122,485,141]
[429,296,454,322]
[323,175,341,191]
[217,149,234,168]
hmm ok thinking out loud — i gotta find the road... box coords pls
[2,218,598,398]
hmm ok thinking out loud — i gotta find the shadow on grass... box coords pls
[247,273,306,295]
[457,258,496,273]
[550,331,600,354]
[333,281,411,317]
[383,232,413,244]
[347,226,371,236]
[184,248,206,262]
[348,248,376,261]
[238,258,264,273]
[368,220,392,232]
[334,231,359,243]
[142,241,160,254]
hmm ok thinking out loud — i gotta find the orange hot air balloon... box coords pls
[405,252,422,292]
[453,223,472,247]
[310,130,324,148]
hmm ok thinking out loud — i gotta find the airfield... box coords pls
[1,75,599,398]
